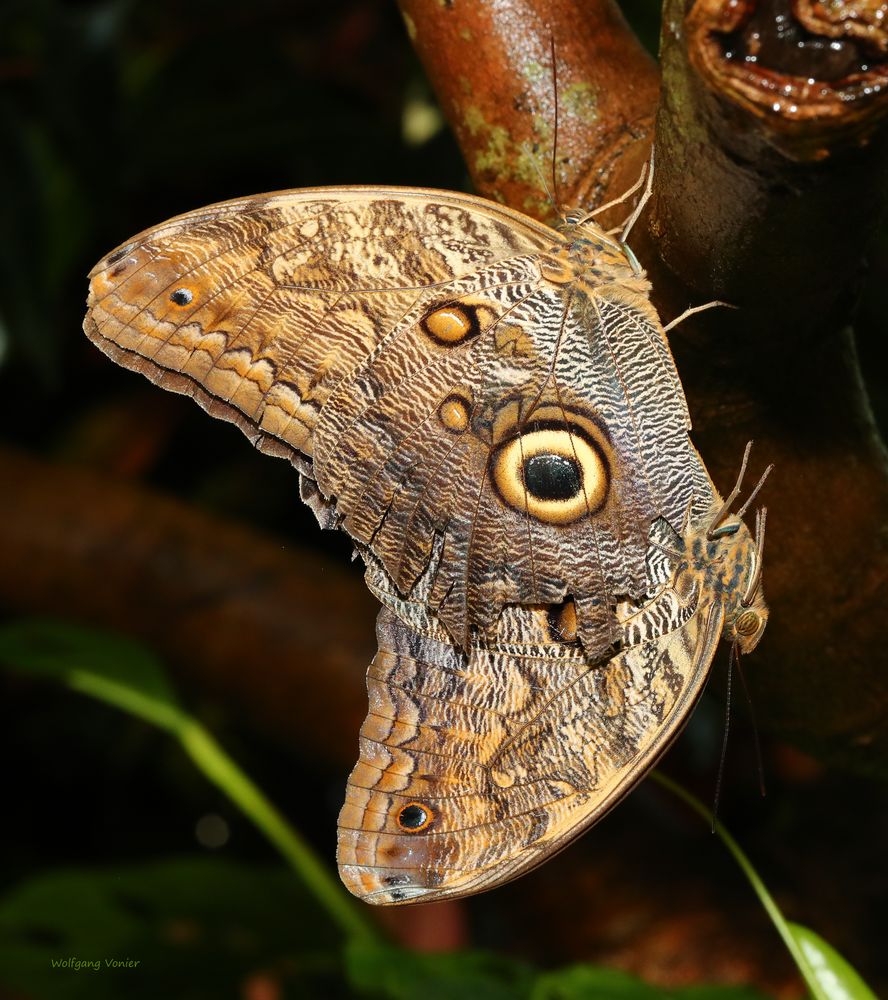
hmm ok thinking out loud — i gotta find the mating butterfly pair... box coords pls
[84,183,767,904]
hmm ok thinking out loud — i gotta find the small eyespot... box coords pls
[170,288,193,306]
[396,802,434,832]
[438,393,471,433]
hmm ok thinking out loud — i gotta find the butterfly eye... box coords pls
[396,802,434,832]
[734,609,761,637]
[169,287,194,307]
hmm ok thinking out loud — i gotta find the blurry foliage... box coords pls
[0,0,463,543]
[0,857,777,1000]
[0,859,343,999]
[0,0,459,387]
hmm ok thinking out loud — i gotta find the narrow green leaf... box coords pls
[787,923,878,1000]
[0,618,380,945]
[0,619,184,731]
[649,772,876,1000]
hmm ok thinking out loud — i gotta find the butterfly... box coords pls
[83,183,768,904]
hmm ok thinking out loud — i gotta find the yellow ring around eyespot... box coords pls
[492,428,609,525]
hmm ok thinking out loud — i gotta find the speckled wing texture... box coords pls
[337,527,726,904]
[84,187,713,657]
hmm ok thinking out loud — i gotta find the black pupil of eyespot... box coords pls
[524,453,582,501]
[170,288,192,305]
[399,804,428,829]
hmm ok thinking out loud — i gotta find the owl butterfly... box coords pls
[84,184,768,904]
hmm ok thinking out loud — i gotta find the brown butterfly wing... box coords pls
[84,187,709,654]
[337,551,726,904]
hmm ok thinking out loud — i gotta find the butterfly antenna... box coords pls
[530,153,557,215]
[550,34,562,216]
[662,301,736,334]
[712,639,736,831]
[734,647,767,797]
[707,441,752,538]
[735,463,774,521]
[620,146,655,245]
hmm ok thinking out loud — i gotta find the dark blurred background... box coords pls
[1,1,885,998]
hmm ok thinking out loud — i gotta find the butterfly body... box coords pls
[84,184,768,906]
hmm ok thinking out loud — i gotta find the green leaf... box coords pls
[649,773,877,1000]
[0,619,184,730]
[0,857,344,1000]
[0,618,379,945]
[787,924,878,1000]
[532,964,771,999]
[346,939,536,1000]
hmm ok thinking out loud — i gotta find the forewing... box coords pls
[84,187,711,654]
[84,186,554,467]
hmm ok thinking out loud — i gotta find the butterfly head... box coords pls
[695,513,769,654]
[554,215,645,281]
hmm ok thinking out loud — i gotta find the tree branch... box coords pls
[644,0,888,774]
[398,0,659,222]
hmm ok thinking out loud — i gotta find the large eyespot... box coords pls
[396,802,434,832]
[170,287,194,307]
[492,421,610,524]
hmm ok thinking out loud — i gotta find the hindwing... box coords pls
[337,537,725,904]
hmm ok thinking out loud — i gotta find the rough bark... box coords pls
[649,0,888,774]
[398,0,659,224]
